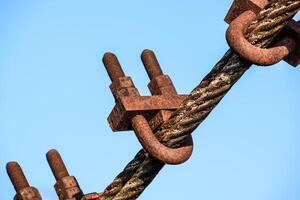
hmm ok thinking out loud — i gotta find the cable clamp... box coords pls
[225,0,300,66]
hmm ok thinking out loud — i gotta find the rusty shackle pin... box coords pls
[6,162,42,200]
[103,50,193,165]
[225,0,299,66]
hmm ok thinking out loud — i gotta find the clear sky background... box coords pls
[1,1,300,200]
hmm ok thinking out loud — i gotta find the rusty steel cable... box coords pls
[97,1,300,200]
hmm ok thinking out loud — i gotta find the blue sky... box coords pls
[0,1,300,200]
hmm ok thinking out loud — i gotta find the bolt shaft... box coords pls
[6,162,30,192]
[103,52,126,81]
[141,49,163,80]
[46,149,69,181]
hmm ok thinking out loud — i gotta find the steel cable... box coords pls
[98,1,300,199]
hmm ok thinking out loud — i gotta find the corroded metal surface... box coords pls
[284,20,300,66]
[226,10,296,66]
[119,95,187,111]
[6,162,42,200]
[81,193,102,200]
[131,115,193,165]
[148,110,173,131]
[141,49,164,80]
[47,149,70,181]
[105,51,187,132]
[103,51,187,131]
[99,2,300,199]
[6,162,30,192]
[102,53,125,82]
[142,49,178,95]
[109,76,140,99]
[148,75,178,95]
[5,1,299,199]
[54,176,83,200]
[225,0,300,66]
[103,50,193,165]
[14,187,42,200]
[47,149,83,200]
[108,95,187,131]
[225,0,268,24]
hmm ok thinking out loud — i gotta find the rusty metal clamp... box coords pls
[6,162,42,200]
[103,50,193,165]
[225,0,300,66]
[131,115,193,164]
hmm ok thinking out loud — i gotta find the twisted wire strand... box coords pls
[98,1,300,199]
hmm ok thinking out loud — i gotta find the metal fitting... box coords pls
[141,49,164,80]
[225,0,268,24]
[131,115,193,165]
[81,193,102,200]
[142,49,178,95]
[103,51,187,132]
[6,162,42,200]
[47,149,83,200]
[283,20,300,67]
[225,0,300,66]
[141,49,182,131]
[102,52,125,82]
[103,50,193,164]
[226,10,296,66]
[54,176,83,200]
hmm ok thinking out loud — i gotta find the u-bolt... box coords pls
[102,50,193,165]
[131,115,193,165]
[226,10,296,66]
[139,50,193,164]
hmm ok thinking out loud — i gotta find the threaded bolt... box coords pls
[103,52,126,81]
[6,162,30,192]
[141,49,163,80]
[46,149,69,181]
